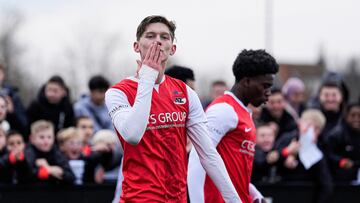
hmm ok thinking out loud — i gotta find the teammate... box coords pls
[188,49,279,203]
[105,15,240,203]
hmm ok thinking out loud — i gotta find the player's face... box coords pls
[134,23,176,65]
[248,74,274,107]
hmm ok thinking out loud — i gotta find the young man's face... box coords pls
[7,134,25,153]
[45,82,66,104]
[31,129,55,152]
[90,89,106,106]
[266,92,285,119]
[134,22,176,66]
[60,137,84,160]
[346,106,360,131]
[247,74,274,107]
[77,118,94,143]
[319,86,342,112]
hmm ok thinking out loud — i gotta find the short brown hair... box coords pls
[136,15,176,41]
[31,120,54,135]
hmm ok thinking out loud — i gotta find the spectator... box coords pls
[0,95,10,133]
[275,109,333,203]
[0,65,28,135]
[327,102,360,182]
[252,123,281,183]
[27,76,75,134]
[165,65,195,90]
[0,131,29,184]
[74,75,113,133]
[201,80,229,109]
[282,77,307,120]
[75,116,95,156]
[57,127,115,184]
[0,127,6,156]
[25,120,75,185]
[259,88,298,140]
[91,130,121,184]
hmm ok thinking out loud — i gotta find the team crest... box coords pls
[172,90,186,104]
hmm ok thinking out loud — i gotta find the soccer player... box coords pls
[105,15,240,203]
[188,49,279,203]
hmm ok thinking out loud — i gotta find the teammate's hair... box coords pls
[165,65,194,82]
[136,15,176,41]
[88,75,110,91]
[232,49,279,82]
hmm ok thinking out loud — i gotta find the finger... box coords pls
[145,43,154,61]
[157,48,163,64]
[154,43,161,63]
[149,42,157,61]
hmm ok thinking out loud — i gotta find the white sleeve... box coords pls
[187,98,239,203]
[186,86,207,127]
[249,183,264,201]
[105,65,158,145]
[206,103,238,146]
[187,123,241,203]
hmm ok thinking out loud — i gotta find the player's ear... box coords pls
[133,42,140,53]
[169,44,176,56]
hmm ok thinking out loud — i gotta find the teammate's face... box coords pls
[134,23,176,65]
[247,74,274,107]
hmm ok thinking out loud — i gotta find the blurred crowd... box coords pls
[0,63,359,197]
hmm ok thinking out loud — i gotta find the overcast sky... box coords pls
[1,0,359,94]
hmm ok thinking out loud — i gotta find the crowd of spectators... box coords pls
[0,62,359,200]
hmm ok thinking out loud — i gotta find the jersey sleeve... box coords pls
[206,102,238,146]
[187,122,241,203]
[186,85,207,127]
[105,65,158,145]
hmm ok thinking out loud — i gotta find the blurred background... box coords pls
[0,0,359,104]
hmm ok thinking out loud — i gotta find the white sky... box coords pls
[1,0,360,95]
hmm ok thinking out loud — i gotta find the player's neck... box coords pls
[231,85,249,106]
[155,72,164,84]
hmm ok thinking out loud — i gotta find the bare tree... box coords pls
[0,8,34,104]
[62,29,121,100]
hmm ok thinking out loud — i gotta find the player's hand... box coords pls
[142,42,163,72]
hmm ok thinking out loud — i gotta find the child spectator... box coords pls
[252,123,281,183]
[76,116,95,156]
[91,130,122,184]
[327,102,360,182]
[0,131,29,184]
[57,127,115,184]
[25,120,75,185]
[275,109,333,203]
